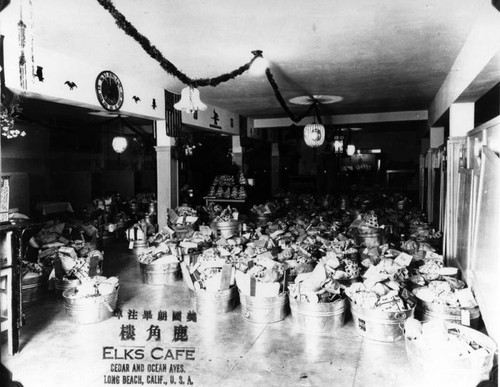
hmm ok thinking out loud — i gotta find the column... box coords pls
[271,142,280,195]
[449,103,474,137]
[232,135,243,170]
[155,120,178,230]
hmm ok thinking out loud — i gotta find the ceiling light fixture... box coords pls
[290,95,343,106]
[346,144,356,156]
[303,100,326,148]
[112,136,128,153]
[112,116,128,153]
[174,86,207,114]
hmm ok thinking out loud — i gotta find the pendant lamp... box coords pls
[112,136,128,153]
[174,86,207,114]
[304,122,325,148]
[112,116,128,153]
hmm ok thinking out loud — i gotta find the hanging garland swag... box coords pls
[96,0,261,88]
[95,0,320,122]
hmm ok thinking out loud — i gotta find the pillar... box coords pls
[271,142,280,195]
[430,127,445,148]
[232,135,243,170]
[155,120,178,230]
[449,103,475,137]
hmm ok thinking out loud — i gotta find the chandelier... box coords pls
[174,86,207,114]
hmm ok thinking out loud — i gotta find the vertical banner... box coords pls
[165,90,182,138]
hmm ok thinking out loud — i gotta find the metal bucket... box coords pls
[350,300,414,342]
[414,298,481,329]
[139,261,181,285]
[22,272,47,304]
[239,291,289,324]
[62,286,118,324]
[355,229,384,247]
[210,221,241,239]
[189,286,238,316]
[55,277,81,298]
[289,297,346,333]
[256,215,271,227]
[405,323,497,387]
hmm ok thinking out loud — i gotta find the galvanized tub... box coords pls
[405,323,497,387]
[62,286,118,324]
[55,277,81,298]
[139,261,181,285]
[414,298,481,329]
[22,272,47,304]
[239,291,289,324]
[289,297,347,333]
[210,220,241,239]
[355,229,384,247]
[350,300,414,342]
[189,286,238,316]
[256,215,271,227]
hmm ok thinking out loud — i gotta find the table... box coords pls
[203,197,247,210]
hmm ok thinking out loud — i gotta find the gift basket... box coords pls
[404,319,497,387]
[346,254,415,342]
[288,258,347,333]
[62,276,119,324]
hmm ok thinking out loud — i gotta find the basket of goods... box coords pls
[138,240,181,285]
[210,206,241,239]
[350,211,385,248]
[404,319,497,387]
[168,207,198,240]
[21,261,50,305]
[53,246,104,298]
[346,255,415,342]
[288,257,348,333]
[126,218,155,250]
[411,273,480,328]
[62,276,119,324]
[235,254,289,324]
[250,203,276,227]
[182,246,239,316]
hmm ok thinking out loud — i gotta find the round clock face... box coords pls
[95,71,124,111]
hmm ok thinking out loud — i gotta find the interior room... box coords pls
[1,1,499,386]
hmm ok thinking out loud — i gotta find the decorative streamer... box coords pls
[95,0,323,123]
[96,0,260,88]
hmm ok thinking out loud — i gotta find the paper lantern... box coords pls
[112,136,128,153]
[303,123,325,148]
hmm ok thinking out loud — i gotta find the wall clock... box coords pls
[95,70,124,111]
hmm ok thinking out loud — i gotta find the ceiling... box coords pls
[0,0,490,123]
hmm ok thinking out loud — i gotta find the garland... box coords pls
[265,68,319,123]
[96,0,260,88]
[95,0,321,123]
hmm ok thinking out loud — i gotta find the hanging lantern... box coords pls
[303,123,325,148]
[333,135,344,154]
[346,144,356,156]
[174,86,207,114]
[112,136,128,153]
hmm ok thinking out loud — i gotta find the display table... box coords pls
[36,201,74,216]
[204,197,245,207]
